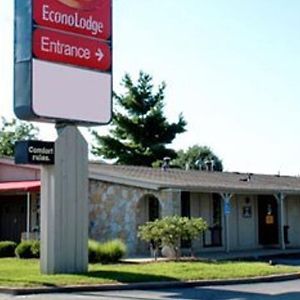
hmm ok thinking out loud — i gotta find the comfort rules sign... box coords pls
[14,0,112,125]
[15,140,55,165]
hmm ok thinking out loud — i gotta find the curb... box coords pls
[1,273,300,295]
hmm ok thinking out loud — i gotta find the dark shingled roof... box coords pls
[89,163,300,194]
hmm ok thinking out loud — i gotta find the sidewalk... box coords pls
[122,247,300,263]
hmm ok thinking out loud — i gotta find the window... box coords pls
[181,191,191,218]
[181,191,191,248]
[212,193,221,226]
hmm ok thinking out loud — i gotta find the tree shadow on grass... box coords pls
[0,277,58,287]
[82,270,177,283]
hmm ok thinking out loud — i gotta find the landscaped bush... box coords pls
[88,240,100,263]
[88,239,126,264]
[15,240,40,259]
[30,240,40,258]
[0,241,17,257]
[98,239,127,264]
[138,216,208,259]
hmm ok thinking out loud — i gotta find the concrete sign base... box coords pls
[40,126,88,274]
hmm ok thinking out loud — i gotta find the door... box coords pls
[0,196,26,243]
[148,195,160,221]
[203,194,222,247]
[258,195,278,245]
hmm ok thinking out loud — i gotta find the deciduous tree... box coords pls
[0,117,39,157]
[173,145,223,171]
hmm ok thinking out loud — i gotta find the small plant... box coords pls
[98,239,127,264]
[30,240,40,258]
[0,241,17,258]
[88,239,126,264]
[88,240,100,263]
[138,216,207,259]
[15,240,40,259]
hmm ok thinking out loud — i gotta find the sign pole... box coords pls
[40,125,88,274]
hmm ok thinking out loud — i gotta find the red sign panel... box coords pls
[33,28,111,71]
[33,0,111,40]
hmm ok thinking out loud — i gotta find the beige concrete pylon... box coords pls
[40,125,88,274]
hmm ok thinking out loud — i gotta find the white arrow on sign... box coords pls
[95,48,104,62]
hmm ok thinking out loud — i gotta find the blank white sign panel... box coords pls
[32,59,112,124]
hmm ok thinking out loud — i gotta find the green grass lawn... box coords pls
[0,258,299,287]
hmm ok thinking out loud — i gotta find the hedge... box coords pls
[15,240,40,259]
[0,241,17,257]
[88,239,126,264]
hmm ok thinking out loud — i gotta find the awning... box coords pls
[0,181,41,192]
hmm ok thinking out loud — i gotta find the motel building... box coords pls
[1,156,300,257]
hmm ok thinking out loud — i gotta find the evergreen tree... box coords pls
[92,72,186,166]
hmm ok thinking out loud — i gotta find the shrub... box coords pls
[98,239,127,264]
[0,241,17,257]
[15,240,40,259]
[30,240,40,258]
[88,239,126,264]
[88,240,99,263]
[138,216,208,259]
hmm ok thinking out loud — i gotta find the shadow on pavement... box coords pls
[165,286,300,300]
[77,288,300,300]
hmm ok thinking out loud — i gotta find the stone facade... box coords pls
[88,180,182,256]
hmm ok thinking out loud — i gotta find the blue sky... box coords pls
[1,0,300,175]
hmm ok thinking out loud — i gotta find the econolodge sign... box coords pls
[14,0,112,125]
[33,0,111,40]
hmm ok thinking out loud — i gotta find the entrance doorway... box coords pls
[0,195,26,243]
[258,195,278,245]
[136,194,161,254]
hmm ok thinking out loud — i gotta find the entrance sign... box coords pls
[33,28,111,71]
[15,140,55,165]
[14,0,112,125]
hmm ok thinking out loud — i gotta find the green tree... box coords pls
[92,72,186,166]
[0,117,39,157]
[138,216,207,260]
[173,145,223,171]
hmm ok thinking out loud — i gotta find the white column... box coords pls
[26,192,31,239]
[220,193,233,253]
[274,193,286,250]
[40,126,88,274]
